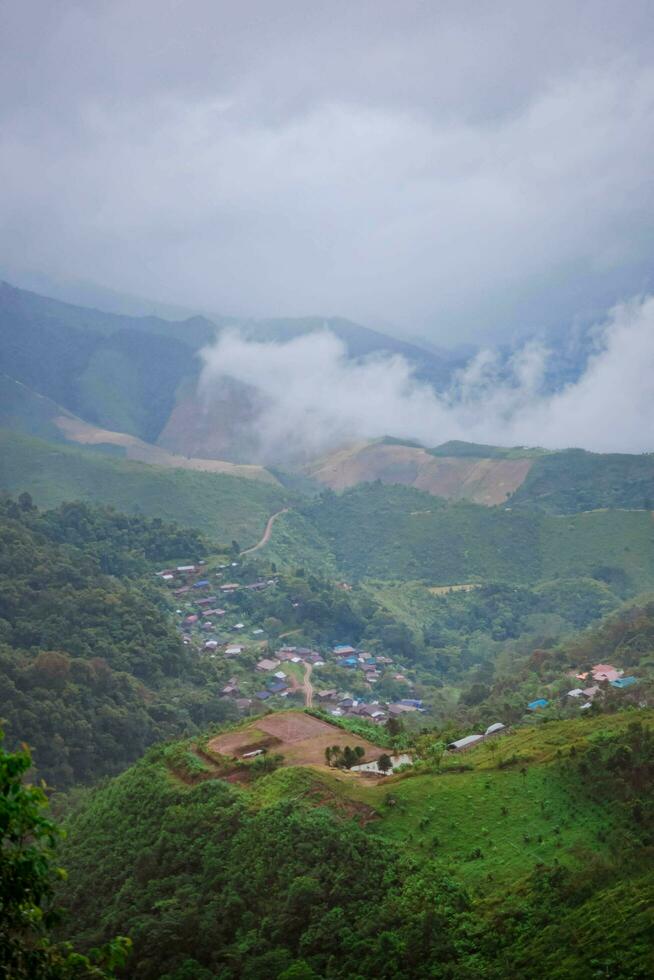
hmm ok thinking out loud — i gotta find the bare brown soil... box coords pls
[54,415,279,484]
[208,711,383,767]
[305,442,533,506]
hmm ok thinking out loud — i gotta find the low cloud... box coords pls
[198,295,654,460]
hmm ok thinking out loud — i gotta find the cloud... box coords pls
[198,295,654,458]
[1,2,654,342]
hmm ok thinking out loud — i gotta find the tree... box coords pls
[0,730,130,977]
[378,754,393,774]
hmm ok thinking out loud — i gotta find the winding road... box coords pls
[241,508,290,555]
[303,662,314,708]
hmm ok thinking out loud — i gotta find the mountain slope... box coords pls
[305,439,535,505]
[260,483,654,588]
[0,429,290,547]
[305,439,654,513]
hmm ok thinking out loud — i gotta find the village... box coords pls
[155,559,426,726]
[154,558,645,761]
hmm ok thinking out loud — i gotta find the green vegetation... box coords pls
[53,713,654,978]
[509,447,654,513]
[0,429,290,547]
[0,732,130,977]
[0,497,240,788]
[0,281,209,441]
[263,484,654,589]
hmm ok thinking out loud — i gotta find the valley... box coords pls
[1,284,653,980]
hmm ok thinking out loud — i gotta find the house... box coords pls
[582,685,600,698]
[242,749,264,758]
[192,580,210,589]
[256,658,281,672]
[447,734,484,752]
[225,644,244,656]
[204,640,219,650]
[333,644,356,656]
[183,615,199,626]
[162,573,174,581]
[176,565,196,573]
[400,699,423,709]
[273,670,287,679]
[388,703,417,715]
[611,676,637,689]
[232,623,245,630]
[527,698,549,711]
[358,704,386,720]
[316,689,338,701]
[222,679,239,695]
[255,690,271,701]
[220,583,241,592]
[267,681,289,695]
[576,663,623,683]
[566,688,586,698]
[252,628,265,635]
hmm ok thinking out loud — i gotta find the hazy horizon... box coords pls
[2,1,654,348]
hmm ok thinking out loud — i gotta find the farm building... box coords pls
[447,734,484,752]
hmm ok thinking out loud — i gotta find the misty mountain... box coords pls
[0,281,464,460]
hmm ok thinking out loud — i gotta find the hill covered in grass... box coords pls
[54,709,654,978]
[0,429,290,547]
[262,483,654,589]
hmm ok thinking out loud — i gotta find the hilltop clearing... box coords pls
[305,440,534,505]
[305,439,654,513]
[206,710,384,770]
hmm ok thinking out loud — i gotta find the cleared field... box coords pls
[208,710,384,767]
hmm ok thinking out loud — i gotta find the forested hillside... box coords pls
[0,497,238,788]
[262,483,654,588]
[509,448,654,513]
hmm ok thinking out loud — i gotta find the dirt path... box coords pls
[303,662,314,708]
[241,508,290,555]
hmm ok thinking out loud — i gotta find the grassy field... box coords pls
[0,429,290,547]
[341,711,654,891]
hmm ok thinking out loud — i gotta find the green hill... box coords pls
[53,709,654,978]
[0,429,290,547]
[261,484,654,590]
[509,448,654,513]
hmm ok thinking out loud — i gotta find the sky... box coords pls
[2,0,654,344]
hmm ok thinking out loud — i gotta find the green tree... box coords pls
[0,731,130,978]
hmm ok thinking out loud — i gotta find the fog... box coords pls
[199,294,654,458]
[2,2,654,343]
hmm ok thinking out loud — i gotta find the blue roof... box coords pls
[193,580,210,588]
[610,676,637,688]
[255,690,271,700]
[267,682,287,693]
[527,698,549,710]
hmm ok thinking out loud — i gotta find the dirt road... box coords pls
[241,508,290,555]
[303,662,314,708]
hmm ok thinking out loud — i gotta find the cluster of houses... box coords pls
[155,564,425,720]
[527,662,639,714]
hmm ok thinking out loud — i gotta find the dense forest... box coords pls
[0,496,238,788]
